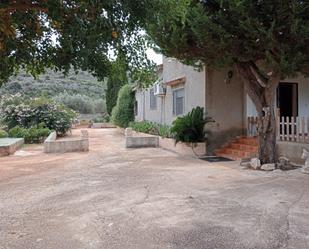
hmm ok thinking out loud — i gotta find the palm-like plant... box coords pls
[171,107,214,145]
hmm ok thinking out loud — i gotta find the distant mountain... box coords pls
[0,69,106,99]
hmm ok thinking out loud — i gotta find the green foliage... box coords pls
[129,121,172,138]
[0,70,106,98]
[111,85,135,128]
[8,125,51,144]
[171,107,213,144]
[0,95,76,135]
[0,130,8,138]
[92,115,110,123]
[0,1,153,85]
[141,0,309,78]
[106,52,128,115]
[53,91,106,114]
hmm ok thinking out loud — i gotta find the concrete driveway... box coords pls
[0,129,308,249]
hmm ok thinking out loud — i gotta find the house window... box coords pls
[173,88,185,115]
[150,88,157,110]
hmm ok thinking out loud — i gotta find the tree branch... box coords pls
[0,3,47,14]
[249,63,268,88]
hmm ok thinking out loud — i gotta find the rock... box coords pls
[277,156,300,170]
[81,130,89,138]
[250,158,261,170]
[301,166,309,174]
[261,163,276,171]
[240,158,251,168]
[125,128,133,137]
[301,148,309,166]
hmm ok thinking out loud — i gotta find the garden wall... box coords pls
[159,137,206,157]
[125,129,206,157]
[44,131,89,153]
[0,138,24,157]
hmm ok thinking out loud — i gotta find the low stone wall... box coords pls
[277,141,309,164]
[92,123,116,129]
[159,137,206,157]
[44,131,89,153]
[0,138,24,157]
[125,129,159,148]
[126,136,159,148]
[125,129,206,157]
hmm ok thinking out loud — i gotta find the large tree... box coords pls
[0,0,151,84]
[106,51,128,115]
[132,0,309,164]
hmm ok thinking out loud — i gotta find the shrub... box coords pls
[129,121,172,138]
[129,120,156,134]
[53,92,106,114]
[0,95,76,135]
[170,107,214,144]
[158,124,173,138]
[9,125,51,144]
[111,85,135,128]
[0,129,8,138]
[92,115,110,123]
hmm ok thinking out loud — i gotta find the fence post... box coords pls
[302,117,305,142]
[276,115,280,141]
[291,116,295,142]
[296,117,300,142]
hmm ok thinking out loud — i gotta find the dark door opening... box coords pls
[277,82,298,117]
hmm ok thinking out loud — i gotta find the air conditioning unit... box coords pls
[154,83,166,96]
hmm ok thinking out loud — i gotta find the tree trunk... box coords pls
[236,62,280,164]
[256,94,277,164]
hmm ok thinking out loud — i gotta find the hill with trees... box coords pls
[0,70,106,115]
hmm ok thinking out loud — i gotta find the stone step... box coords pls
[235,137,258,146]
[214,136,258,160]
[230,143,258,153]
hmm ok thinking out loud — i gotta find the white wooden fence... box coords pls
[277,116,309,143]
[247,116,309,143]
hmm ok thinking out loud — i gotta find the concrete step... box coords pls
[214,136,258,160]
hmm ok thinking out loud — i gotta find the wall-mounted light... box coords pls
[225,70,234,84]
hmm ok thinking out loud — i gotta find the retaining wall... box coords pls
[125,129,206,157]
[92,123,116,129]
[0,138,24,157]
[159,137,206,157]
[277,141,309,164]
[44,131,89,153]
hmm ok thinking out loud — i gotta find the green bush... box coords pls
[0,129,8,138]
[9,125,51,144]
[129,120,156,134]
[92,115,110,123]
[0,95,76,135]
[53,92,106,114]
[158,124,173,138]
[129,121,172,138]
[171,107,214,144]
[111,85,135,128]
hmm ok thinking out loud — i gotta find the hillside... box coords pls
[0,69,106,99]
[0,70,107,115]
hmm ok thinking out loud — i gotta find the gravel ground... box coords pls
[0,128,308,249]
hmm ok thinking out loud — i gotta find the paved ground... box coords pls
[0,129,308,249]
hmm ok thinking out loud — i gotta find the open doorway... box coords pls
[277,82,298,117]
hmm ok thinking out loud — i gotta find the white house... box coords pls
[134,57,309,161]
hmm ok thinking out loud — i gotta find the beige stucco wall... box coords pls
[135,57,206,125]
[162,58,206,125]
[205,68,245,153]
[134,89,163,123]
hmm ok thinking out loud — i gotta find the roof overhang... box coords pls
[165,76,186,87]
